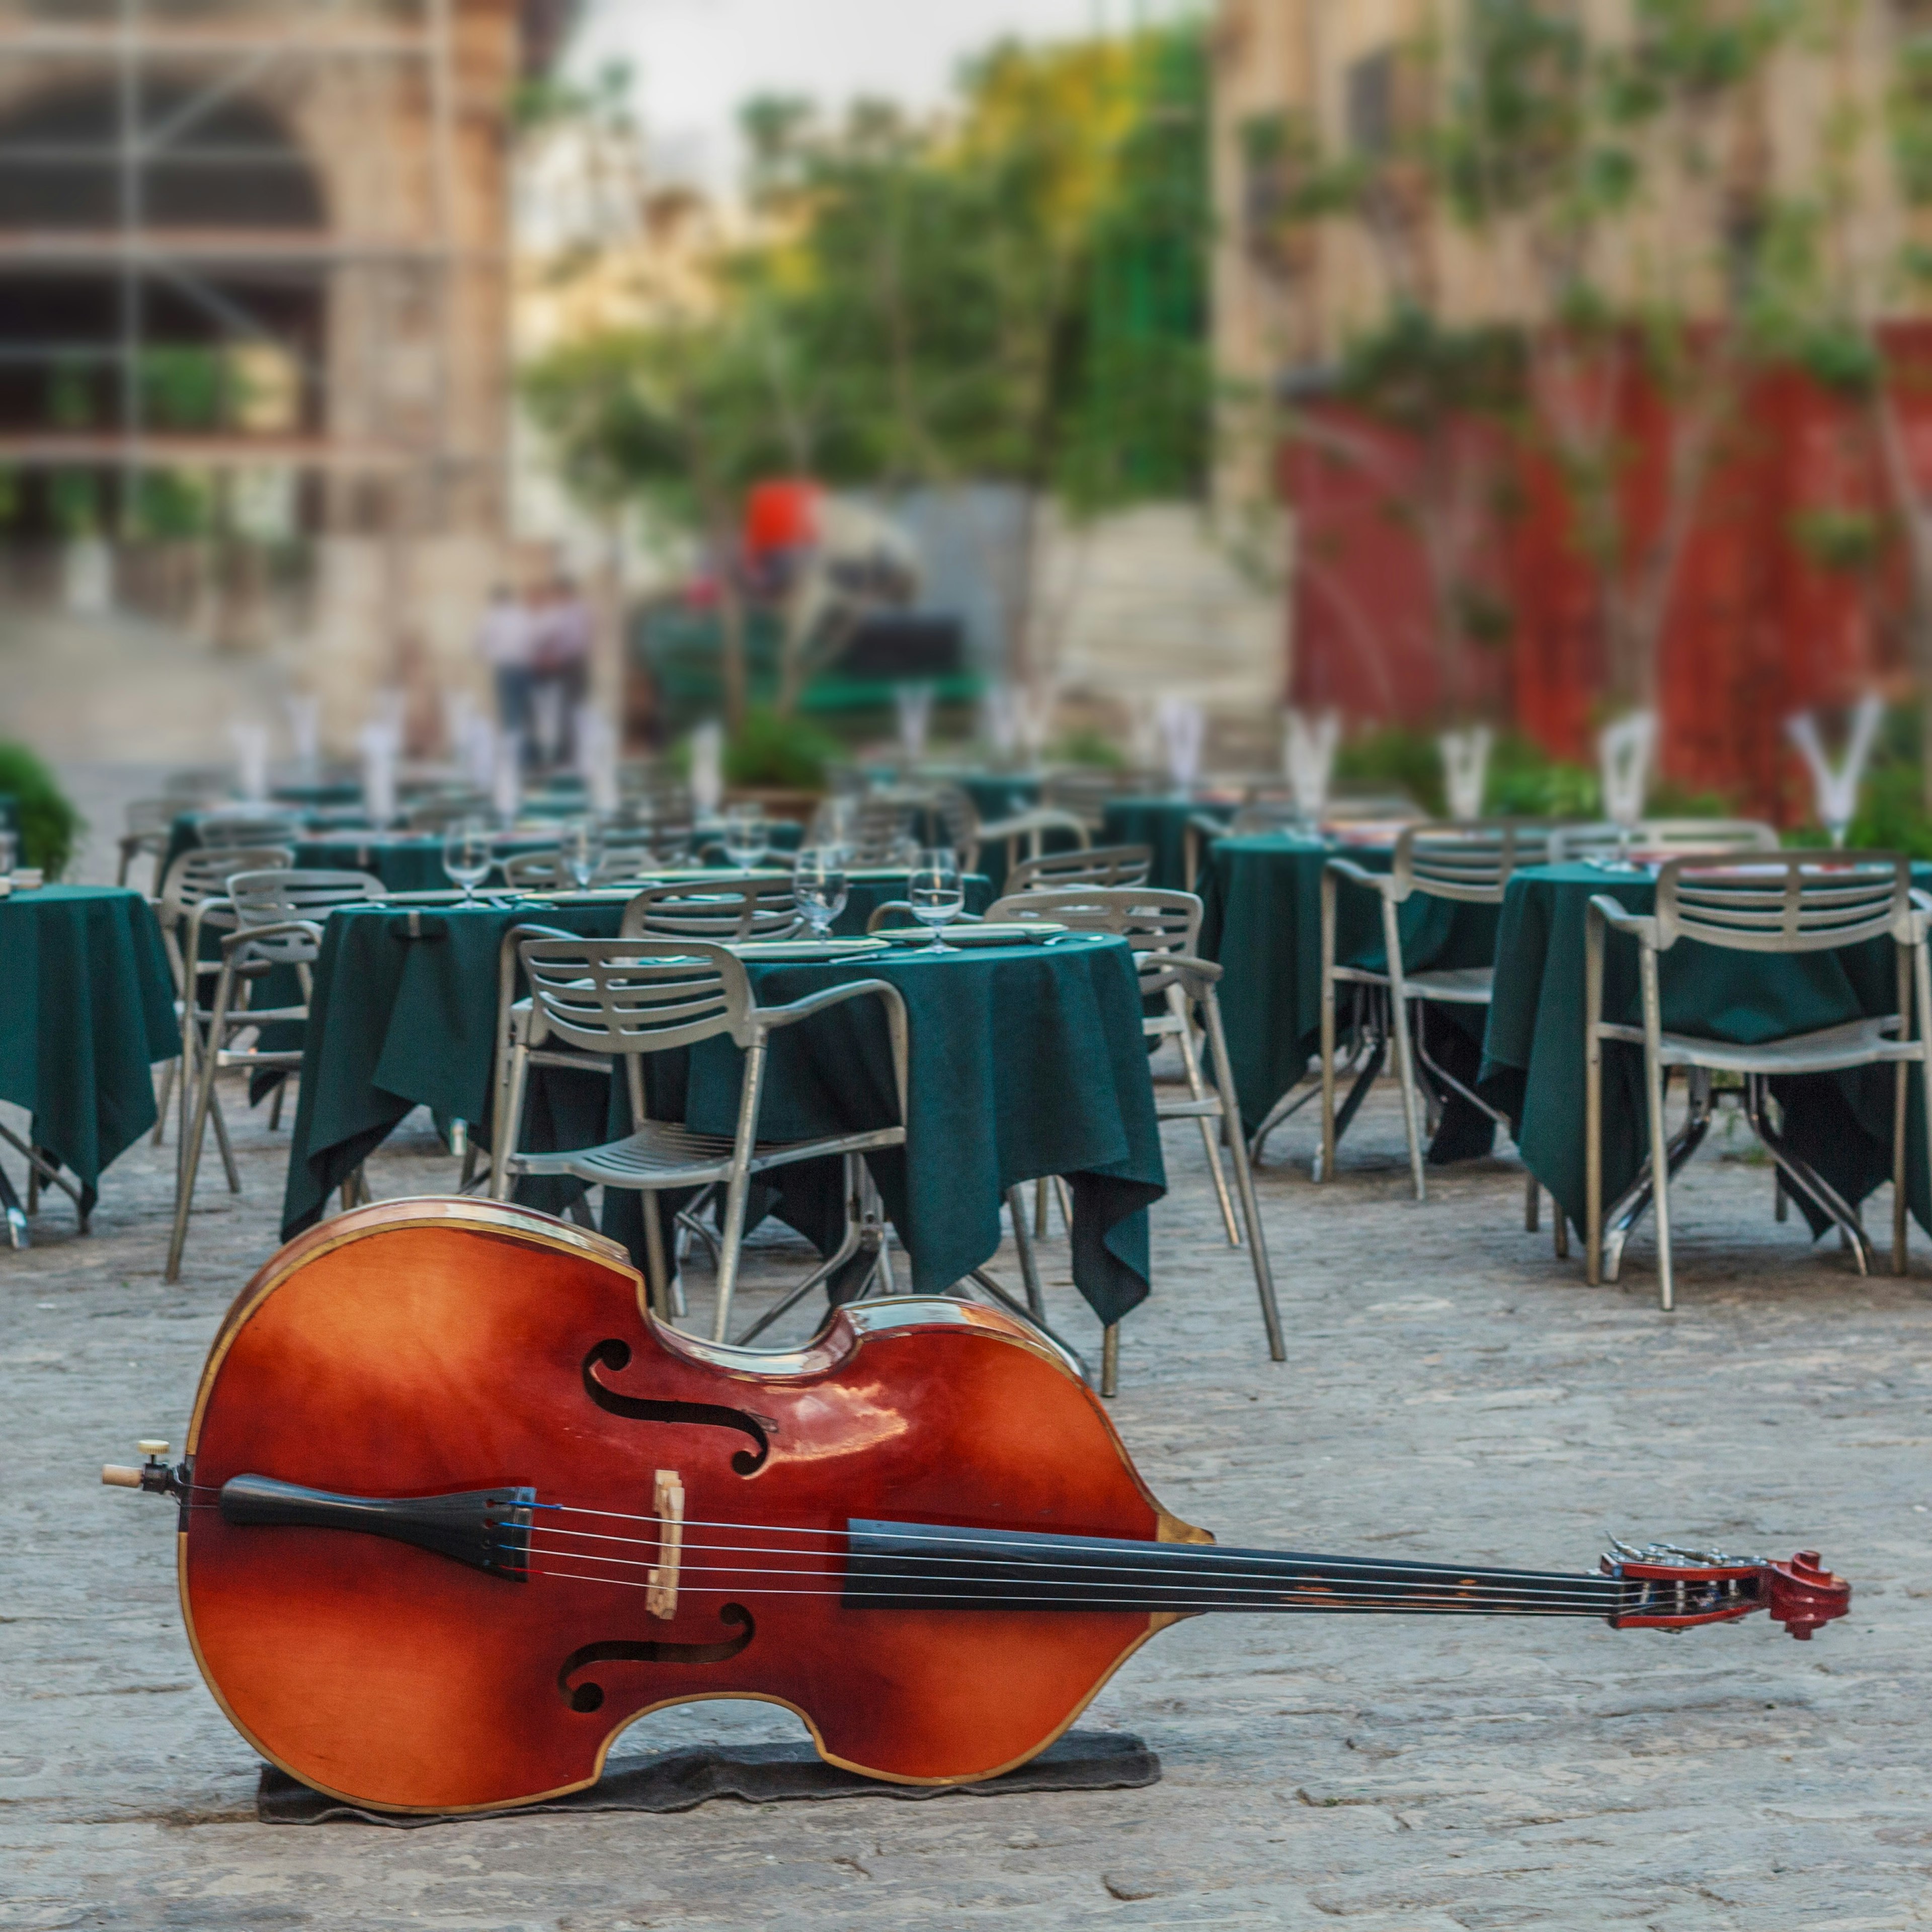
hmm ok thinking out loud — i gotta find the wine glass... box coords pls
[560,818,604,891]
[723,803,770,870]
[441,819,494,904]
[793,848,849,941]
[908,847,963,952]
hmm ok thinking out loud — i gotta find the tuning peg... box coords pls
[138,1439,170,1458]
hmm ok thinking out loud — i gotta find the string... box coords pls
[518,1566,1630,1615]
[502,1533,1629,1612]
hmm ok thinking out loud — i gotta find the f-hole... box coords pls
[559,1605,755,1711]
[581,1341,770,1474]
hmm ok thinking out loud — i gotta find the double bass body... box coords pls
[177,1199,1206,1814]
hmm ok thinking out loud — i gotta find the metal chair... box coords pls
[163,766,230,801]
[897,782,1089,878]
[501,847,568,892]
[151,843,295,1154]
[1322,821,1554,1206]
[1552,819,1779,863]
[196,808,304,851]
[620,876,803,941]
[1586,853,1932,1310]
[1004,844,1154,894]
[986,885,1285,1392]
[609,793,697,866]
[490,935,909,1343]
[165,867,386,1280]
[118,797,180,890]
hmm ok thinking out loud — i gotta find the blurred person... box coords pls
[475,584,535,741]
[532,575,594,765]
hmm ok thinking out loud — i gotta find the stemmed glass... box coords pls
[908,847,963,951]
[723,803,770,870]
[441,819,494,904]
[560,818,604,891]
[792,848,849,941]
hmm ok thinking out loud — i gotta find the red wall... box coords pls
[1287,333,1928,816]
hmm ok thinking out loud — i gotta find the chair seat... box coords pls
[511,1117,905,1189]
[1332,963,1494,1003]
[1598,1011,1916,1075]
[1399,966,1494,1004]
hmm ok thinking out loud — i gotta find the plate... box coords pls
[729,937,890,959]
[874,922,1069,948]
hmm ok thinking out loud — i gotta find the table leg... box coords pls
[0,1158,28,1249]
[1598,1074,1714,1282]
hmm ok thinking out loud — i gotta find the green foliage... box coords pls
[723,707,840,790]
[0,743,82,879]
[1485,733,1601,817]
[525,23,1212,519]
[1790,507,1886,574]
[1334,728,1446,816]
[1831,761,1932,861]
[1333,306,1523,429]
[1049,726,1128,769]
[140,349,224,430]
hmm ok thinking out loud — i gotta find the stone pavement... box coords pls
[5,747,1930,1928]
[5,1060,1929,1930]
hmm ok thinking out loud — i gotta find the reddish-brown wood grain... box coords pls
[180,1199,1198,1813]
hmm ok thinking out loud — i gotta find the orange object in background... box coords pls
[744,478,821,559]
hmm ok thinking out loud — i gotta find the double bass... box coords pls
[106,1199,1850,1815]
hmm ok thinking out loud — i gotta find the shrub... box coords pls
[723,708,839,791]
[0,743,82,879]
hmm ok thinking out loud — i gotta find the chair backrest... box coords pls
[225,868,386,965]
[502,847,566,891]
[519,935,751,1056]
[197,809,303,850]
[1551,818,1780,863]
[157,845,296,926]
[1325,791,1420,823]
[620,875,802,941]
[1391,822,1551,903]
[1653,852,1913,953]
[1005,843,1153,894]
[985,884,1202,955]
[605,809,696,867]
[228,868,388,928]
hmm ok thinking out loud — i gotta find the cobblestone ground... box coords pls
[3,754,1930,1929]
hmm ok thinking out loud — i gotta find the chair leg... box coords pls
[165,979,230,1283]
[1034,1175,1050,1238]
[711,1043,769,1344]
[1774,1170,1789,1223]
[1006,1186,1046,1319]
[641,1190,672,1322]
[1101,1323,1119,1399]
[1172,984,1240,1244]
[268,1076,286,1133]
[1916,942,1932,1277]
[207,1084,242,1194]
[1640,953,1674,1312]
[151,1057,175,1146]
[1201,990,1284,1362]
[1525,1174,1540,1232]
[1381,899,1425,1203]
[489,1048,531,1202]
[1318,886,1338,1185]
[1893,1058,1909,1276]
[1585,1025,1604,1286]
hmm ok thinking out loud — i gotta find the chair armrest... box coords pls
[1325,856,1390,895]
[1586,893,1656,943]
[978,807,1088,841]
[755,977,906,1031]
[221,918,325,956]
[865,901,986,933]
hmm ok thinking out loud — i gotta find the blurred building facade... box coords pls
[0,0,574,738]
[1210,0,1931,812]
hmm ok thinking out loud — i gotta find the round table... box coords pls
[0,884,178,1230]
[282,908,1163,1326]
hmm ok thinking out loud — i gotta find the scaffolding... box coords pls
[0,0,474,539]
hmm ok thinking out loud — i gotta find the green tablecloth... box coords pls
[1197,835,1500,1140]
[1101,798,1236,891]
[1479,863,1932,1242]
[271,780,363,807]
[282,908,1163,1324]
[0,886,178,1212]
